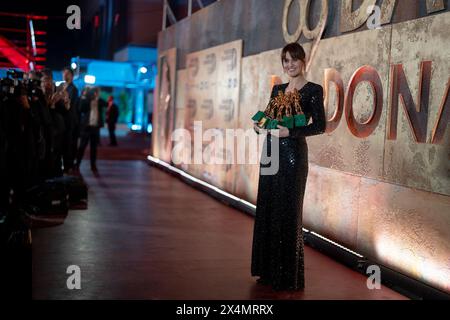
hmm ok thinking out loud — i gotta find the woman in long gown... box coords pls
[251,43,326,291]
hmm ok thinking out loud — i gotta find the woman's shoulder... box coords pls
[272,82,288,90]
[272,81,323,93]
[270,83,287,98]
[306,81,323,92]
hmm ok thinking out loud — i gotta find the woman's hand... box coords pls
[277,125,290,138]
[253,122,268,135]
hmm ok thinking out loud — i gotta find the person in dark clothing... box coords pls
[29,73,53,180]
[251,43,326,291]
[2,92,31,204]
[1,78,47,204]
[26,85,47,185]
[75,87,106,174]
[41,73,70,178]
[62,67,79,173]
[106,95,119,146]
[0,90,8,209]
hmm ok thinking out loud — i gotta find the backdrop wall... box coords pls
[153,0,450,294]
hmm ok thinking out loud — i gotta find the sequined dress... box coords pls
[251,81,326,291]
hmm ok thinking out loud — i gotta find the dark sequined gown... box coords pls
[251,81,326,291]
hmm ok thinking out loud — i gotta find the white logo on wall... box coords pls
[66,5,81,30]
[66,265,81,290]
[366,5,382,30]
[366,265,381,290]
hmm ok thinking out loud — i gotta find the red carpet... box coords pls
[32,130,407,300]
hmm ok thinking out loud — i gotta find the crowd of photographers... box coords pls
[0,67,122,298]
[0,67,114,212]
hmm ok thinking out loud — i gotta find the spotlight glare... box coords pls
[139,66,148,74]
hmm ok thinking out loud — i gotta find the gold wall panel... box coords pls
[303,164,360,250]
[384,12,450,196]
[303,163,450,293]
[172,69,188,169]
[184,40,242,192]
[306,26,392,181]
[357,178,450,293]
[233,53,262,203]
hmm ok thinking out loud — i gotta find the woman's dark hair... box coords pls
[281,42,306,64]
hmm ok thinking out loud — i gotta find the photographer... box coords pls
[27,72,49,181]
[75,87,106,174]
[40,71,70,178]
[0,71,40,204]
[0,81,9,210]
[61,67,79,173]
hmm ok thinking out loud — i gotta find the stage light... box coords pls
[147,123,153,133]
[146,156,256,209]
[139,66,148,74]
[71,62,77,69]
[131,124,142,131]
[84,74,96,84]
[55,81,66,87]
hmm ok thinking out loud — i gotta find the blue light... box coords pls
[71,62,78,69]
[139,66,148,74]
[131,124,142,131]
[147,123,153,133]
[134,88,144,129]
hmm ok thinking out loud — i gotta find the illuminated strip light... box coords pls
[29,19,37,57]
[147,155,366,258]
[0,12,48,20]
[309,231,364,258]
[147,155,255,209]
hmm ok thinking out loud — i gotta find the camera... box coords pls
[24,79,43,100]
[0,71,26,98]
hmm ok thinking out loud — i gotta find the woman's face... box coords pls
[283,51,303,78]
